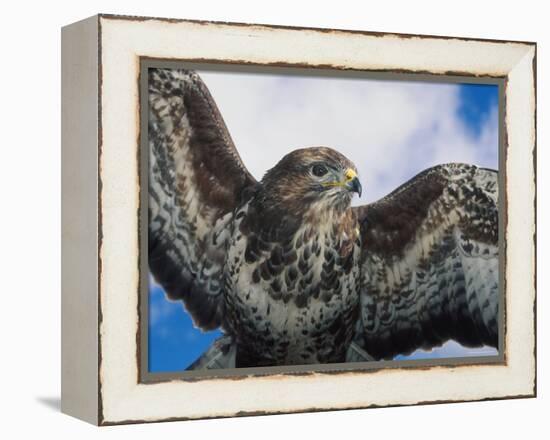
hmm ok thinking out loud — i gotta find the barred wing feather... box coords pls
[148,68,256,331]
[350,164,499,360]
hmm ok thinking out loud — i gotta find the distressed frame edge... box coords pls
[502,44,537,400]
[532,44,538,399]
[90,14,536,425]
[97,12,537,46]
[61,15,101,425]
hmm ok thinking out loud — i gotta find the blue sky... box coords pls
[149,279,222,372]
[148,72,499,372]
[458,84,499,136]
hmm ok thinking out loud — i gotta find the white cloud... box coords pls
[395,340,498,360]
[198,70,498,204]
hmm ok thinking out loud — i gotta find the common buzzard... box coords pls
[148,68,498,369]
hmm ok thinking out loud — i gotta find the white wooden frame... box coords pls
[61,14,536,425]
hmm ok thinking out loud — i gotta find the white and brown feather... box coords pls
[225,187,361,367]
[351,164,498,360]
[148,68,255,330]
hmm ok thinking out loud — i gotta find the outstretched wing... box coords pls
[350,164,499,360]
[148,68,256,330]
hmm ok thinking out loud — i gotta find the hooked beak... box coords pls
[344,169,362,197]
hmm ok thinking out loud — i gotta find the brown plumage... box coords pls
[224,147,362,366]
[148,67,499,368]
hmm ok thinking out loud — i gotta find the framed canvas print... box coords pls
[61,14,536,425]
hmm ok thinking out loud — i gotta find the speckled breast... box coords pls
[223,202,362,367]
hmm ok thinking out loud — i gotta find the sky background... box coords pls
[148,69,499,373]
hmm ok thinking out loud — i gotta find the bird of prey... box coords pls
[148,68,499,369]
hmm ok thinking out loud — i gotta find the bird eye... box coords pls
[312,164,328,177]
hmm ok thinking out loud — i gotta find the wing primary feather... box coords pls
[148,68,257,330]
[351,164,499,360]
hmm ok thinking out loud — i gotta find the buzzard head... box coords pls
[260,147,362,216]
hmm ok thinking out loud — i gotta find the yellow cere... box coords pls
[345,168,357,182]
[321,168,358,188]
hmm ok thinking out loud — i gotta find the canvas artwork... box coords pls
[61,15,535,424]
[145,65,501,374]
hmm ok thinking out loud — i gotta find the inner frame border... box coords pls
[137,58,507,384]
